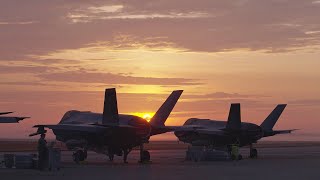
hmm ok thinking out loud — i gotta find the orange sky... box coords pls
[1,0,320,140]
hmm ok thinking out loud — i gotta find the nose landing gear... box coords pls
[249,144,258,159]
[139,144,151,163]
[73,149,87,164]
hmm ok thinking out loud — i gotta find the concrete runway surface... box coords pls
[1,143,320,180]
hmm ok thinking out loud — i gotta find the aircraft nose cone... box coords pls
[174,130,184,137]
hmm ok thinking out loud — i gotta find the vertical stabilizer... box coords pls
[149,90,183,127]
[226,103,241,130]
[260,104,287,130]
[102,88,119,125]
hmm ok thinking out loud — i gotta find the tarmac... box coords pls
[1,142,320,180]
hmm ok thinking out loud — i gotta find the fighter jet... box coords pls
[30,88,183,163]
[0,112,29,123]
[174,104,296,159]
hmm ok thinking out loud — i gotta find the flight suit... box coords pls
[38,137,48,170]
[231,144,239,160]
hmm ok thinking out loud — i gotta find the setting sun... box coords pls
[130,112,155,122]
[143,114,152,121]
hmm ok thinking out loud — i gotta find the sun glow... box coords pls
[130,112,155,122]
[143,114,152,120]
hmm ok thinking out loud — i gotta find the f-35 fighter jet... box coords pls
[174,104,295,159]
[31,88,183,163]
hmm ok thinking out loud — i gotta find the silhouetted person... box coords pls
[231,138,240,161]
[38,133,48,170]
[108,147,114,161]
[123,149,129,163]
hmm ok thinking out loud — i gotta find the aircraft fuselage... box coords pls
[175,118,263,147]
[54,110,150,154]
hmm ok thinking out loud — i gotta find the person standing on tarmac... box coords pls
[231,138,241,161]
[38,133,48,171]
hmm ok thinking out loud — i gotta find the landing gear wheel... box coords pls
[73,150,86,164]
[108,154,114,162]
[139,144,150,163]
[250,148,258,159]
[141,150,150,162]
[84,150,88,159]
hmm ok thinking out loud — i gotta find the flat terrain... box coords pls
[1,141,320,180]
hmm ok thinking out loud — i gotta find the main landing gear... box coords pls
[249,144,258,159]
[123,148,132,163]
[73,149,87,164]
[108,153,114,162]
[108,147,120,162]
[139,144,150,163]
[108,145,149,164]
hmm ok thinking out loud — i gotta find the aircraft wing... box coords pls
[195,128,226,136]
[171,125,223,133]
[273,129,298,134]
[155,125,205,131]
[263,129,298,137]
[0,112,13,115]
[30,123,139,136]
[0,116,29,123]
[174,126,226,136]
[172,125,206,130]
[90,123,139,129]
[150,125,206,135]
[33,124,108,133]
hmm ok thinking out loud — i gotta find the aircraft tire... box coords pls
[73,152,80,164]
[73,150,86,163]
[250,148,258,159]
[84,150,88,159]
[142,150,150,162]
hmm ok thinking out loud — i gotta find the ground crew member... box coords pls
[231,144,239,160]
[108,147,114,161]
[231,139,240,161]
[38,133,48,170]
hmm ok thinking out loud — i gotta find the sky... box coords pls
[0,0,320,141]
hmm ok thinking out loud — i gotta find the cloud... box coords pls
[182,92,263,100]
[88,5,124,13]
[38,71,201,85]
[1,0,320,61]
[67,4,211,23]
[0,81,55,86]
[34,59,81,65]
[0,21,37,25]
[0,65,56,74]
[85,35,184,51]
[289,99,320,106]
[68,11,211,23]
